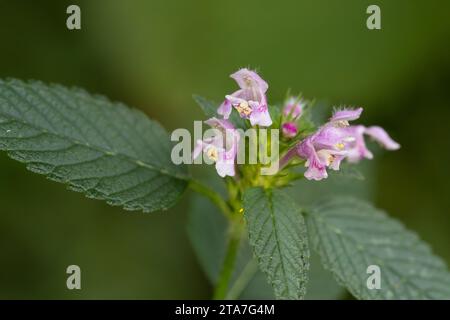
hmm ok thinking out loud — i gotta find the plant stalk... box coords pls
[279,146,298,169]
[213,223,243,300]
[189,180,233,219]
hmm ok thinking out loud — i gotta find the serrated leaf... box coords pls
[0,79,188,212]
[192,95,246,129]
[307,197,450,299]
[243,187,309,299]
[188,187,344,299]
[187,189,275,299]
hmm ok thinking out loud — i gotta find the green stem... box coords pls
[226,258,259,300]
[213,224,242,300]
[189,180,233,219]
[189,180,244,299]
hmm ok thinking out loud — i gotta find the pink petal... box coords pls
[205,117,235,130]
[364,126,400,150]
[249,108,272,126]
[217,99,232,119]
[329,154,345,171]
[304,162,328,181]
[345,125,373,162]
[230,68,268,93]
[215,154,235,177]
[192,140,205,160]
[330,107,363,122]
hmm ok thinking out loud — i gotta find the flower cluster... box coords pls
[294,108,400,180]
[193,68,400,181]
[193,117,240,177]
[218,68,272,127]
[194,68,272,177]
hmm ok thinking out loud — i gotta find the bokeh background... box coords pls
[0,0,449,299]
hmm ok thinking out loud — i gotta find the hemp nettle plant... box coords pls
[0,69,449,300]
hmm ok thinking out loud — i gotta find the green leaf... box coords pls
[187,191,275,299]
[288,160,375,206]
[305,251,347,300]
[188,187,344,299]
[243,187,310,299]
[307,197,450,299]
[187,193,228,283]
[192,95,246,129]
[0,79,188,212]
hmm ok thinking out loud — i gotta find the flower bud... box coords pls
[282,122,298,138]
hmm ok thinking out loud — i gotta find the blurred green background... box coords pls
[0,0,449,299]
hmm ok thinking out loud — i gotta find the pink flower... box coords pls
[343,125,400,163]
[296,125,349,180]
[192,117,240,177]
[218,68,272,127]
[293,108,400,180]
[330,108,363,124]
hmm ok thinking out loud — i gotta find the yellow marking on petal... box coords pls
[235,101,252,116]
[328,155,336,165]
[335,143,345,150]
[335,120,349,127]
[206,147,218,162]
[317,149,336,166]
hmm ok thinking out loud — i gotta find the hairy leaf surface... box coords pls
[243,187,309,299]
[307,197,450,299]
[0,79,188,212]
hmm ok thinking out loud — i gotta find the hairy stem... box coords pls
[213,223,243,300]
[279,146,298,169]
[226,258,259,299]
[189,180,233,219]
[189,179,244,299]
